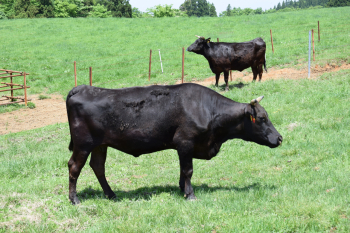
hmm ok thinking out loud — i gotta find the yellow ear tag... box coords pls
[250,115,255,123]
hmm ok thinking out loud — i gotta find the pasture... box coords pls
[1,6,350,232]
[0,7,349,96]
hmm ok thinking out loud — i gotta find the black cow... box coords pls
[66,84,282,204]
[187,36,267,91]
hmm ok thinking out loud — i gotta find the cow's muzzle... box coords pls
[278,135,283,146]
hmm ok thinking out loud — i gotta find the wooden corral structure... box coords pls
[0,69,30,106]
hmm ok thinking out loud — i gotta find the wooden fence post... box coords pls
[270,29,274,54]
[318,21,320,42]
[24,72,27,106]
[10,72,13,101]
[74,61,77,87]
[217,38,219,42]
[89,67,92,86]
[312,29,315,61]
[182,47,185,84]
[149,49,152,81]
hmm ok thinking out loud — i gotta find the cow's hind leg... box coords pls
[90,145,116,200]
[258,64,263,81]
[215,73,220,87]
[177,142,196,200]
[252,66,258,82]
[68,149,90,205]
[224,71,229,91]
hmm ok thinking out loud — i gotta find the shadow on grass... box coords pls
[77,182,276,202]
[210,82,249,92]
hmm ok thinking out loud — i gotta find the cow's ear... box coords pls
[244,104,252,117]
[206,38,211,48]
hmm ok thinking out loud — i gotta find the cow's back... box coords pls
[66,84,228,156]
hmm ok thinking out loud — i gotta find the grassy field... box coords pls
[0,7,349,97]
[1,6,350,232]
[1,69,350,231]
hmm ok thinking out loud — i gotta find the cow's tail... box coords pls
[66,85,84,152]
[264,53,267,73]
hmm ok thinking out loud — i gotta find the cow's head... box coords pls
[244,96,283,148]
[187,35,211,54]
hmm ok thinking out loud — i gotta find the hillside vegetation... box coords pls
[0,6,349,97]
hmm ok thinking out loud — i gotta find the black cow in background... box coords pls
[187,36,267,91]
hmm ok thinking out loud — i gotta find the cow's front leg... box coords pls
[215,73,220,87]
[68,149,90,205]
[90,145,116,200]
[178,146,196,200]
[224,71,229,91]
[258,64,263,81]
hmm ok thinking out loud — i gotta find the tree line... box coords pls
[220,0,349,16]
[0,0,132,19]
[1,0,349,19]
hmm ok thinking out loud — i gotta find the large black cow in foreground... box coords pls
[187,36,267,91]
[66,84,282,204]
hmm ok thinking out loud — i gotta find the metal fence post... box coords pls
[318,21,320,42]
[149,49,152,81]
[182,47,185,84]
[89,67,92,86]
[308,31,311,78]
[74,61,77,87]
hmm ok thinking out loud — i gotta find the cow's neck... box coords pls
[210,102,247,143]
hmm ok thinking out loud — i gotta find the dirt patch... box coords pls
[0,63,349,135]
[0,94,67,135]
[179,63,350,86]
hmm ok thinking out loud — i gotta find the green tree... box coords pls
[328,0,350,6]
[132,7,142,17]
[89,3,111,17]
[226,3,231,16]
[149,4,175,17]
[276,2,281,9]
[97,0,131,17]
[180,0,197,16]
[208,2,216,17]
[282,0,286,8]
[254,7,263,14]
[54,0,77,17]
[196,0,209,16]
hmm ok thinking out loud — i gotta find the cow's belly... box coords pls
[193,142,222,160]
[103,126,176,157]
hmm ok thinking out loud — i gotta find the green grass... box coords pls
[0,103,26,113]
[0,7,349,98]
[1,6,350,232]
[0,69,350,232]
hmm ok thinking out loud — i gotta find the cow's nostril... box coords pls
[278,136,283,145]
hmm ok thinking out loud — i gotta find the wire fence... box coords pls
[23,22,350,88]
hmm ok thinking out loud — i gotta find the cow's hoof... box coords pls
[185,194,197,200]
[70,196,81,205]
[225,88,229,92]
[107,193,117,200]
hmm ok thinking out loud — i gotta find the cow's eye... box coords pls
[259,117,266,122]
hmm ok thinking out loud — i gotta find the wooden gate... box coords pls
[0,69,30,106]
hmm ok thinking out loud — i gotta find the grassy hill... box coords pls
[0,6,349,96]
